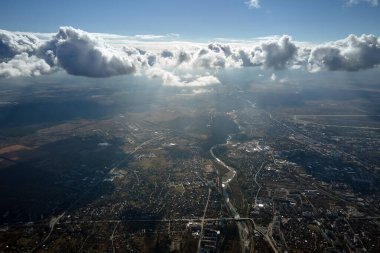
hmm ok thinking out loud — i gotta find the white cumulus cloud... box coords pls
[0,53,52,78]
[347,0,378,6]
[146,68,220,87]
[41,27,141,77]
[270,73,277,81]
[308,34,380,72]
[249,35,298,69]
[0,29,40,61]
[247,0,260,8]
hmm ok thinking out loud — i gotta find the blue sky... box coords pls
[0,0,379,41]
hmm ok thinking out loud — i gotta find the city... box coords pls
[0,80,379,252]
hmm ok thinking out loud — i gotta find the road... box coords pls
[133,170,140,186]
[28,212,65,253]
[63,217,254,224]
[110,221,120,253]
[253,162,265,206]
[294,118,380,130]
[265,218,279,253]
[197,188,212,253]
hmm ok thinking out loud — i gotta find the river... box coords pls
[210,138,251,253]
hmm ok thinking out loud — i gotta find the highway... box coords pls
[197,188,212,253]
[110,221,120,253]
[28,212,65,253]
[253,162,265,206]
[63,217,254,224]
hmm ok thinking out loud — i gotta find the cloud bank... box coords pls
[308,34,380,72]
[0,27,379,87]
